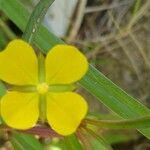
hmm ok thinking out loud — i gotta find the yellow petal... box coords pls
[46,92,88,136]
[1,92,39,129]
[0,40,38,85]
[46,45,88,84]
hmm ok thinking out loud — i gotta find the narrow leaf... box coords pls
[64,134,83,150]
[22,0,55,43]
[11,132,43,150]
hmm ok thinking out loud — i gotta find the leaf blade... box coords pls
[11,132,43,150]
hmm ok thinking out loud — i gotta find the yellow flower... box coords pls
[0,40,88,136]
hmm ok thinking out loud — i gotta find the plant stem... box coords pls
[84,116,150,129]
[84,127,112,150]
[133,0,142,16]
[22,0,55,43]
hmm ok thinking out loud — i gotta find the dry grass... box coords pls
[66,1,150,148]
[66,0,150,106]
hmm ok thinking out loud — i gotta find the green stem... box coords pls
[22,0,55,43]
[85,116,150,129]
[132,0,142,16]
[83,127,112,150]
[0,18,16,40]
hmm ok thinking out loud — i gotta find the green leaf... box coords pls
[11,132,43,150]
[104,132,134,145]
[80,65,150,118]
[0,18,16,40]
[22,0,55,43]
[0,0,150,139]
[64,134,83,150]
[80,66,150,138]
[91,139,111,150]
[0,0,63,52]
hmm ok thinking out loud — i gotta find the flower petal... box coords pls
[0,40,38,85]
[1,92,39,129]
[46,92,88,136]
[46,45,88,84]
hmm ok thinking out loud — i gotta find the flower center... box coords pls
[37,83,49,94]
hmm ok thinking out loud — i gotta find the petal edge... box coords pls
[1,92,39,129]
[0,40,38,85]
[46,92,88,136]
[46,45,88,85]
